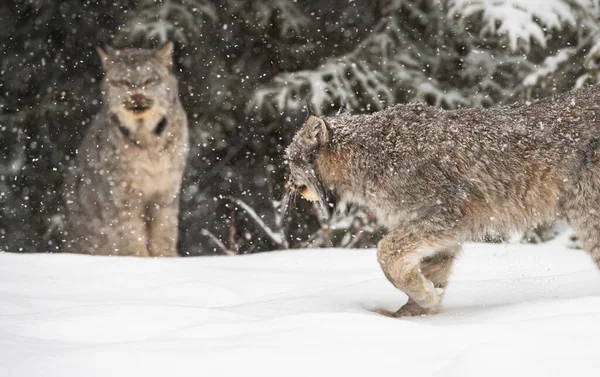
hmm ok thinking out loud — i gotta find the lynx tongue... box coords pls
[301,187,319,202]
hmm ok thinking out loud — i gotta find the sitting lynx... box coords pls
[63,42,189,257]
[286,86,600,317]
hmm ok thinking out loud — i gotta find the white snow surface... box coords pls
[2,240,600,377]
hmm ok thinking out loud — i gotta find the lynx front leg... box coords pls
[376,229,460,317]
[387,248,459,317]
[147,203,179,257]
[565,200,600,268]
[113,207,150,257]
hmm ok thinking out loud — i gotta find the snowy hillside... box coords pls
[2,240,600,377]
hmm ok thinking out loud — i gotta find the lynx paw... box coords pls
[412,283,442,309]
[373,301,441,318]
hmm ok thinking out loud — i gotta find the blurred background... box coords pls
[1,0,599,255]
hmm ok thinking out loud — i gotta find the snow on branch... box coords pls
[520,6,600,93]
[460,48,531,106]
[250,11,472,115]
[250,16,424,115]
[523,48,575,88]
[450,0,579,51]
[228,0,310,38]
[123,0,217,43]
[254,0,310,36]
[251,57,391,115]
[250,0,600,116]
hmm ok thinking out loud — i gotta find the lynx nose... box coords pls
[125,94,153,113]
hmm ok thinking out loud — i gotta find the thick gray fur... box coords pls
[286,85,600,316]
[63,42,189,257]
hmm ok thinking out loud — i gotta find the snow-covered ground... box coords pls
[2,238,600,377]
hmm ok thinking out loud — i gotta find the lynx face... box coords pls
[97,43,178,132]
[285,114,331,213]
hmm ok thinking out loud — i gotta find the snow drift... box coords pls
[2,239,600,377]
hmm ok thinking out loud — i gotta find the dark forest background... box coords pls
[1,0,599,255]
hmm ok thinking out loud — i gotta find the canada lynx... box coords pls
[286,86,600,316]
[63,42,189,257]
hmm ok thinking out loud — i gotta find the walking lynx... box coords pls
[63,42,189,257]
[286,85,600,317]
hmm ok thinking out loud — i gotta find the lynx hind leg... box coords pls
[565,201,600,268]
[376,229,460,318]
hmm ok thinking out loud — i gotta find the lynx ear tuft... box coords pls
[301,114,331,147]
[96,46,113,70]
[155,41,174,68]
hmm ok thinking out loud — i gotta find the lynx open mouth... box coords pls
[124,95,154,114]
[126,103,152,114]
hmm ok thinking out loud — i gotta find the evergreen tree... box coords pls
[1,0,599,254]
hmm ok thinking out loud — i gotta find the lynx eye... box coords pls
[115,79,132,87]
[290,183,306,192]
[143,77,159,86]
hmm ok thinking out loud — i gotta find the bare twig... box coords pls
[228,207,239,253]
[312,202,333,247]
[201,229,237,256]
[229,196,289,249]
